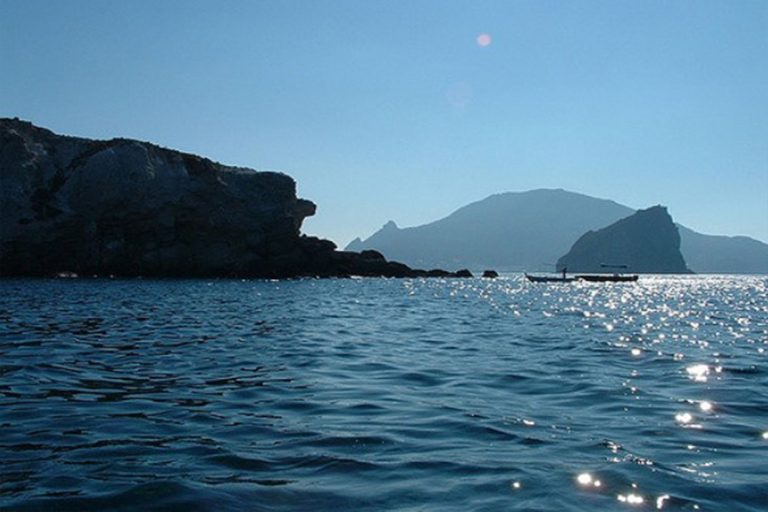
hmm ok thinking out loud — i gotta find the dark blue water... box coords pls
[1,276,767,511]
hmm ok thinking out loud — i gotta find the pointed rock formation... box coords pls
[556,206,692,274]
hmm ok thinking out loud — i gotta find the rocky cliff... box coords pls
[556,206,692,274]
[0,119,470,278]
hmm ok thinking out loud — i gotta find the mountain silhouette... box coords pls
[678,226,768,274]
[346,189,768,274]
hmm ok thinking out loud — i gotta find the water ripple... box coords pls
[1,275,766,510]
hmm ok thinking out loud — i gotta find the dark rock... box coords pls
[0,119,479,279]
[482,270,499,278]
[455,269,474,278]
[1,118,317,277]
[425,269,454,277]
[556,206,692,274]
[360,249,386,261]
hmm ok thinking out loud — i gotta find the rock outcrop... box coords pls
[556,206,692,274]
[0,119,469,279]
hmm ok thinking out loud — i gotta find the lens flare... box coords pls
[476,33,492,47]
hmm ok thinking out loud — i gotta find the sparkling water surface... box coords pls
[1,275,767,511]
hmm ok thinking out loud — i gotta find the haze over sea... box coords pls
[1,275,766,511]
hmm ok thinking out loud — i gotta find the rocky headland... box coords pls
[556,205,692,274]
[0,119,472,279]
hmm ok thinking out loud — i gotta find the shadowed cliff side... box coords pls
[556,206,692,274]
[0,119,471,278]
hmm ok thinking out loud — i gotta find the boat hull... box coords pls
[576,274,639,282]
[525,274,576,283]
[525,273,639,283]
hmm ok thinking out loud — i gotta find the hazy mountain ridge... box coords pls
[347,189,768,274]
[349,189,634,271]
[678,226,768,275]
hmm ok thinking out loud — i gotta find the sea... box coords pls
[1,275,766,511]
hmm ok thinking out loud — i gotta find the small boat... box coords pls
[525,273,576,283]
[525,271,638,283]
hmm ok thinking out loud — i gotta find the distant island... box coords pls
[0,119,471,279]
[556,206,692,274]
[347,189,768,274]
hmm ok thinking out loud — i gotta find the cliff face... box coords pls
[556,206,692,274]
[1,119,477,279]
[0,119,320,277]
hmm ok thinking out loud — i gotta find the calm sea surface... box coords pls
[1,275,766,511]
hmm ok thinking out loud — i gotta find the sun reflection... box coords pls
[656,494,671,509]
[699,400,713,412]
[675,411,703,429]
[576,472,601,488]
[686,364,710,382]
[618,493,645,505]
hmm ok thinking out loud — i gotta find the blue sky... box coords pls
[2,0,766,245]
